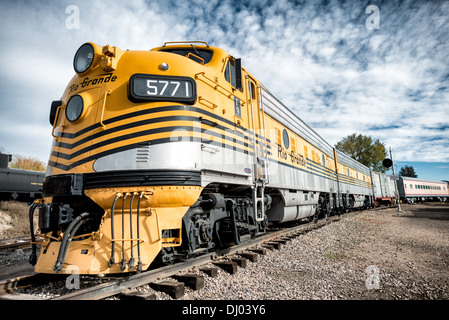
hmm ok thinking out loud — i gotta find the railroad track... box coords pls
[0,205,396,300]
[0,235,31,251]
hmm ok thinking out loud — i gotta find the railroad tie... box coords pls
[213,261,238,274]
[172,273,205,290]
[249,247,267,255]
[238,251,258,262]
[149,281,185,299]
[231,257,248,268]
[200,266,219,278]
[265,241,283,249]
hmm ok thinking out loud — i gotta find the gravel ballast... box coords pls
[156,203,449,300]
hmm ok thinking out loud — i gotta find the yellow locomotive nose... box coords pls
[35,186,202,274]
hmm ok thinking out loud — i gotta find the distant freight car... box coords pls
[398,176,449,203]
[0,152,45,201]
[371,171,396,206]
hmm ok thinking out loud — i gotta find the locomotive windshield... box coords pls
[160,46,213,64]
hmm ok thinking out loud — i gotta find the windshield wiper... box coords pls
[191,44,205,60]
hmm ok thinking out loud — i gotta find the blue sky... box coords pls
[394,162,449,182]
[0,0,448,181]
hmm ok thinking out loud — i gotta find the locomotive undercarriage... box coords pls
[313,192,371,221]
[156,186,272,265]
[157,187,372,265]
[31,170,372,274]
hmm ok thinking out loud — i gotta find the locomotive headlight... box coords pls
[74,43,95,73]
[65,95,84,122]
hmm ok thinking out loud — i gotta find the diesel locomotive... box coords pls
[29,41,374,275]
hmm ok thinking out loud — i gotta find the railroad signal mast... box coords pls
[382,147,402,212]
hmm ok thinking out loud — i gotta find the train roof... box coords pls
[257,80,370,174]
[400,176,448,184]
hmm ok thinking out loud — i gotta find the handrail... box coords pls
[195,72,245,105]
[198,96,218,109]
[257,84,270,184]
[246,76,257,146]
[51,105,64,139]
[99,90,111,130]
[163,41,209,47]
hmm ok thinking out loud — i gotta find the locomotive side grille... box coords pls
[44,170,201,196]
[84,170,201,189]
[136,143,150,163]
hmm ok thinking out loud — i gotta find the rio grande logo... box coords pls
[68,73,118,93]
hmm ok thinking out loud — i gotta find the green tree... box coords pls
[399,165,417,178]
[335,133,387,173]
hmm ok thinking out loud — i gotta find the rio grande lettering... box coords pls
[278,145,306,167]
[81,73,117,88]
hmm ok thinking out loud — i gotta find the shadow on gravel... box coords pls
[397,204,449,221]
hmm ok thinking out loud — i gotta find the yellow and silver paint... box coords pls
[35,41,373,274]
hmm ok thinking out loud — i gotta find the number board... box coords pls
[129,74,197,104]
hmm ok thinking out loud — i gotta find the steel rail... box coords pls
[0,236,31,251]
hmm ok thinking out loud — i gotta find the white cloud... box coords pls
[0,0,448,169]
